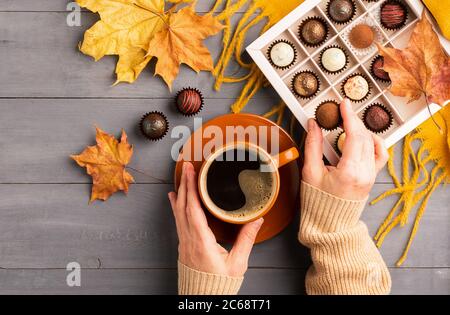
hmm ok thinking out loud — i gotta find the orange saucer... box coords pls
[174,113,302,244]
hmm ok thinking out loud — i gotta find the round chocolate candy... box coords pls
[363,104,393,133]
[292,71,319,98]
[349,24,375,49]
[380,0,407,30]
[327,0,356,24]
[343,74,370,101]
[299,18,328,46]
[268,40,296,69]
[320,46,347,73]
[315,100,342,131]
[140,112,169,141]
[176,88,204,116]
[371,55,390,82]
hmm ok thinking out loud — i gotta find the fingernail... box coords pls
[256,218,264,226]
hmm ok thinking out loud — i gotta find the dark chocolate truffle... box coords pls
[380,0,407,30]
[327,0,356,24]
[176,88,204,116]
[363,104,393,133]
[371,56,390,82]
[349,24,375,49]
[140,112,169,141]
[292,71,319,98]
[315,101,342,130]
[299,18,328,46]
[268,40,297,69]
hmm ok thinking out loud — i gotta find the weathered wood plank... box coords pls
[0,268,447,295]
[0,98,397,184]
[0,183,447,268]
[0,0,246,13]
[0,11,274,99]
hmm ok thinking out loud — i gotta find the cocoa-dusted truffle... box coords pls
[176,87,204,116]
[292,71,319,98]
[349,24,375,49]
[315,101,342,130]
[327,0,356,24]
[371,55,390,82]
[380,0,407,30]
[343,74,370,101]
[363,104,393,133]
[299,18,328,47]
[140,112,169,141]
[320,46,347,73]
[268,40,297,69]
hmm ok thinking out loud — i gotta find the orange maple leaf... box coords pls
[146,6,224,90]
[71,127,134,203]
[377,12,450,106]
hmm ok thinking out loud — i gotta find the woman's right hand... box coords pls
[302,99,389,201]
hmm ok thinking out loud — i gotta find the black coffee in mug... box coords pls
[206,149,275,215]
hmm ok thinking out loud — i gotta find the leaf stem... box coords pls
[126,166,168,184]
[133,3,169,27]
[424,94,443,134]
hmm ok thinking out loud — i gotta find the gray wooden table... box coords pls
[0,0,448,295]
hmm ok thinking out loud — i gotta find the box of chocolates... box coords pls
[247,0,450,165]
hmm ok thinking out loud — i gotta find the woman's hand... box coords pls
[303,99,389,200]
[169,162,264,277]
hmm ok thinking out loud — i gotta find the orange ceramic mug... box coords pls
[198,142,299,224]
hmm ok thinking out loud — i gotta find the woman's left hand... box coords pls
[169,162,264,277]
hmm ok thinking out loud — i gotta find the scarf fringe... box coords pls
[371,132,446,266]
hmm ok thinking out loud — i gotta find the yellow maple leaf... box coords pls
[76,0,166,84]
[71,127,134,203]
[146,7,224,89]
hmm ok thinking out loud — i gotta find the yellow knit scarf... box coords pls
[207,0,304,117]
[371,105,450,266]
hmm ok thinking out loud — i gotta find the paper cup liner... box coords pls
[298,16,330,47]
[342,17,384,56]
[370,55,391,83]
[175,87,204,117]
[341,73,372,102]
[319,45,349,75]
[267,39,298,70]
[362,103,394,133]
[326,0,357,25]
[140,111,169,141]
[314,100,342,131]
[291,70,321,99]
[376,0,408,31]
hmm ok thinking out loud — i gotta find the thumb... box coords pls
[230,218,264,265]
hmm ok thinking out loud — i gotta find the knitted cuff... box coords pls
[300,181,368,234]
[178,262,244,295]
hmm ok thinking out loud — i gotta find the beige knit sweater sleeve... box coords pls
[178,181,391,295]
[299,181,391,295]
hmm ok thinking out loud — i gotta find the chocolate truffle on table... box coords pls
[363,104,393,133]
[349,24,375,49]
[315,100,342,130]
[268,40,296,69]
[371,55,390,82]
[140,112,169,141]
[320,46,347,73]
[292,71,320,98]
[299,17,328,47]
[342,74,370,101]
[380,0,407,30]
[175,87,204,116]
[327,0,356,24]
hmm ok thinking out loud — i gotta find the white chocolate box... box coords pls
[247,0,450,165]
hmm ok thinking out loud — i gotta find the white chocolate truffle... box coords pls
[337,132,346,153]
[270,42,295,68]
[344,75,369,101]
[321,47,346,72]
